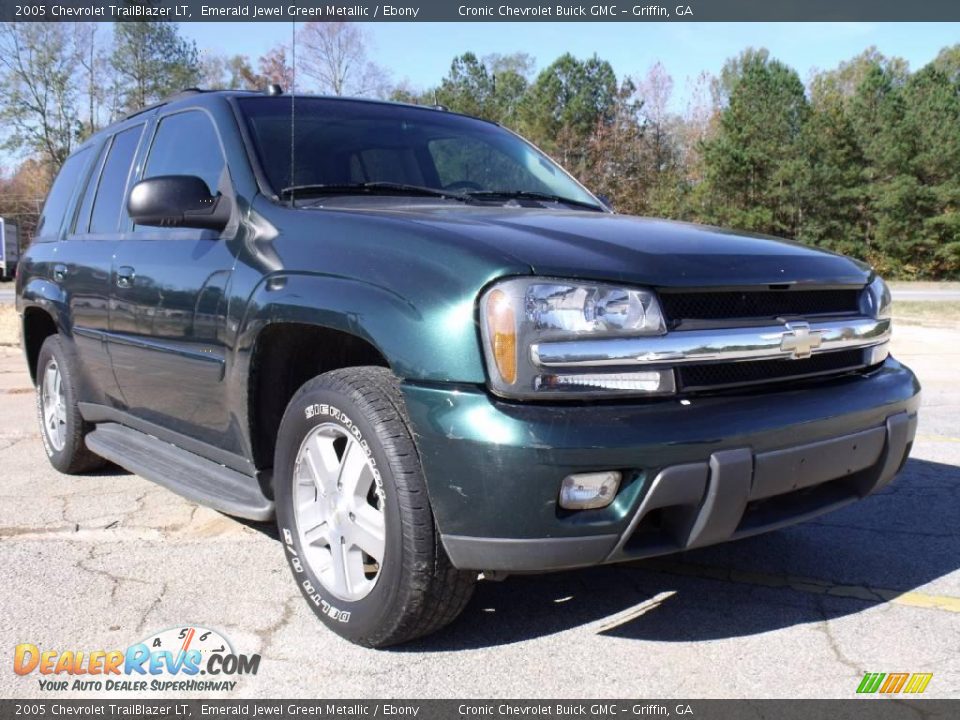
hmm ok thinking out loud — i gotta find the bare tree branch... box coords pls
[297,22,389,97]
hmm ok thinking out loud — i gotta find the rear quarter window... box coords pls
[34,148,91,242]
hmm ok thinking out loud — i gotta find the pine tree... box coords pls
[700,49,809,236]
[111,22,200,112]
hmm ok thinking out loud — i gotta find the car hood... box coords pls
[309,203,873,288]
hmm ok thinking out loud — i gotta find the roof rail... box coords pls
[122,88,210,120]
[162,87,208,102]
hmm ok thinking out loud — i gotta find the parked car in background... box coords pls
[16,89,920,647]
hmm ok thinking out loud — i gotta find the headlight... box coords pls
[479,277,673,398]
[860,275,892,320]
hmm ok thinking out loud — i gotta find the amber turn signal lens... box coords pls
[486,289,517,384]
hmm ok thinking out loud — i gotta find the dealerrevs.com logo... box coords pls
[13,626,260,692]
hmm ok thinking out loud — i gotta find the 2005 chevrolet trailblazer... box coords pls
[16,89,920,646]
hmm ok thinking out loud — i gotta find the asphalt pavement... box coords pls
[0,307,958,699]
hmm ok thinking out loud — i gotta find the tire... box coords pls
[35,335,106,474]
[274,366,475,647]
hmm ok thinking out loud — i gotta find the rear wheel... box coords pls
[274,366,475,647]
[35,335,106,474]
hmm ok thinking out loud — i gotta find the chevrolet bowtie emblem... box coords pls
[780,321,823,359]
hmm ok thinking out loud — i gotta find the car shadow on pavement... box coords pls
[391,457,959,651]
[86,461,130,477]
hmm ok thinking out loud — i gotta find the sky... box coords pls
[182,22,960,110]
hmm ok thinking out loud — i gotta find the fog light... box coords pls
[559,471,621,510]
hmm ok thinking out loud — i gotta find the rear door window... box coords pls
[89,125,144,235]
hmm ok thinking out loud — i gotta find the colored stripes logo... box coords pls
[857,672,933,694]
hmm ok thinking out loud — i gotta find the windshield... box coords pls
[237,96,602,209]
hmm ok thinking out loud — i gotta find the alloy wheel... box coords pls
[292,423,386,601]
[41,359,67,452]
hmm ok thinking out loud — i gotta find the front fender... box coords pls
[236,272,487,383]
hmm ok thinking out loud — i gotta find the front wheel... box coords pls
[273,367,475,647]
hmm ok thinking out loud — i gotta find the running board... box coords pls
[85,423,274,521]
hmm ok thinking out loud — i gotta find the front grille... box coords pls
[677,349,867,391]
[660,289,861,323]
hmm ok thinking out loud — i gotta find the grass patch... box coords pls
[893,301,960,327]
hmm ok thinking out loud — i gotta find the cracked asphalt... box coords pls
[0,323,958,699]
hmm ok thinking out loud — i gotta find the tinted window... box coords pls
[428,137,531,190]
[350,148,424,185]
[89,126,143,234]
[72,141,109,234]
[237,97,599,208]
[144,111,225,195]
[35,148,91,241]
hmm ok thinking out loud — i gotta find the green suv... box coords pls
[16,89,920,646]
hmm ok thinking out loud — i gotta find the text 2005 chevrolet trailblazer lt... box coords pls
[16,90,919,646]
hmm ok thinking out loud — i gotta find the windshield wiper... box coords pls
[279,182,469,202]
[463,190,605,211]
[279,183,605,211]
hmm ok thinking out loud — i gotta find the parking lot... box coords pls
[0,286,957,699]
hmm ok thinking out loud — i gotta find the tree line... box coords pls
[1,22,957,278]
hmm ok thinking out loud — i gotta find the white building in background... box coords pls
[0,217,19,280]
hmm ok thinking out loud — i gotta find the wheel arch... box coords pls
[18,276,69,384]
[245,320,392,474]
[22,305,59,384]
[235,273,487,473]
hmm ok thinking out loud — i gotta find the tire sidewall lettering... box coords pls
[36,354,59,459]
[301,403,385,505]
[279,525,353,623]
[278,398,394,631]
[37,386,55,458]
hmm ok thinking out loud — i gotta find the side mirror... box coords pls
[127,175,231,232]
[597,193,614,210]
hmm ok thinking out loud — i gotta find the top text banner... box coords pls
[1,0,959,22]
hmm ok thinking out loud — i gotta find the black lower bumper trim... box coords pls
[607,410,915,562]
[441,533,618,572]
[441,411,916,574]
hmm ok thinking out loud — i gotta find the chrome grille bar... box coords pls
[530,317,890,368]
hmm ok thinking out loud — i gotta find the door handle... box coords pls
[52,263,68,283]
[116,266,136,289]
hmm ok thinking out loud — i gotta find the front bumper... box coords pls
[401,357,920,572]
